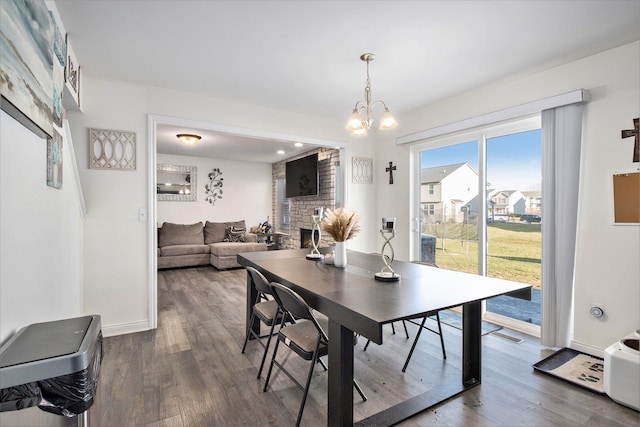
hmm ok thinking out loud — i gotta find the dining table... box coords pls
[238,248,531,426]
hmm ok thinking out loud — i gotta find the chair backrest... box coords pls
[269,282,328,341]
[246,266,272,295]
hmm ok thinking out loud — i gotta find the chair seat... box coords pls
[280,319,328,359]
[254,300,281,326]
[266,282,367,427]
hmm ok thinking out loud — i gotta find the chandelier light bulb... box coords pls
[379,108,398,130]
[346,109,364,131]
[351,127,368,136]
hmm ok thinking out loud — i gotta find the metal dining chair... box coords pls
[241,266,286,379]
[362,261,447,372]
[264,281,367,427]
[401,261,447,372]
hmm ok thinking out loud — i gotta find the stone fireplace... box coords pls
[300,228,320,248]
[271,147,340,249]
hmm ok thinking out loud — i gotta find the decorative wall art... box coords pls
[47,128,63,189]
[621,118,639,163]
[386,161,397,184]
[205,168,224,205]
[64,36,80,109]
[89,128,136,170]
[0,0,54,138]
[51,11,66,67]
[352,157,373,184]
[157,164,197,202]
[50,10,65,128]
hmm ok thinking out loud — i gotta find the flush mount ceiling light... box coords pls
[346,53,398,136]
[176,133,201,146]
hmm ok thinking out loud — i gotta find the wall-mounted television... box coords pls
[285,153,319,198]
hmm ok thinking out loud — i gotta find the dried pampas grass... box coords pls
[321,208,361,242]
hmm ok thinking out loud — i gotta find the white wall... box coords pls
[343,136,378,253]
[66,75,349,335]
[157,153,272,227]
[63,40,638,353]
[383,41,640,352]
[0,112,84,344]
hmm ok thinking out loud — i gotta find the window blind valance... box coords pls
[397,89,589,145]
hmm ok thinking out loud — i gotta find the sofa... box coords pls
[157,220,268,270]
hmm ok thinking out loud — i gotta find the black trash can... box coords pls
[0,315,102,426]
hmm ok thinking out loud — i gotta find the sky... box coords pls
[420,129,542,191]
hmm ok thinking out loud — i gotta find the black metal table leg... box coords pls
[328,319,354,426]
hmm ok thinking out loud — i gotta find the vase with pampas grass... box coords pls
[321,208,361,267]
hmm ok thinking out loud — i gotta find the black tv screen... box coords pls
[285,153,319,198]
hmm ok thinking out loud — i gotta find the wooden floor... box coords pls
[89,266,639,426]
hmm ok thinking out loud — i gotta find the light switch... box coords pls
[138,207,147,222]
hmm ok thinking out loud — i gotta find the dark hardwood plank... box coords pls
[88,266,639,427]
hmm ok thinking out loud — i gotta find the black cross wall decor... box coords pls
[621,118,639,163]
[386,162,396,184]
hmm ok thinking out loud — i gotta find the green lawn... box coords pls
[425,223,541,288]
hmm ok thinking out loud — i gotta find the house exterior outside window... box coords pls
[276,178,290,230]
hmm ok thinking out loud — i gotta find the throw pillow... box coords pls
[224,226,246,242]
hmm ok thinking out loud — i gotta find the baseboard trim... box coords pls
[102,320,152,337]
[570,339,604,358]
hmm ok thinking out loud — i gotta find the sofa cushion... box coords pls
[209,242,266,257]
[158,222,204,247]
[160,244,210,257]
[204,220,247,244]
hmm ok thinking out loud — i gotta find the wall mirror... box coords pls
[157,164,197,201]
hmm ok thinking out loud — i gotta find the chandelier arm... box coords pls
[370,99,389,111]
[353,100,366,112]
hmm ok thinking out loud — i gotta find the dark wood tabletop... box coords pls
[238,248,531,426]
[239,249,529,343]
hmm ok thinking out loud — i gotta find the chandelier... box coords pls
[346,53,398,136]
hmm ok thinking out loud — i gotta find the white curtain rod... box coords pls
[396,89,590,145]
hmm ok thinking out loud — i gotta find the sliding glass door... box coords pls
[414,118,541,332]
[484,129,541,328]
[418,140,479,274]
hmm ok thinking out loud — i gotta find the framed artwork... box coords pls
[47,128,63,189]
[0,0,54,138]
[352,157,373,184]
[89,128,137,170]
[64,36,80,109]
[50,10,65,127]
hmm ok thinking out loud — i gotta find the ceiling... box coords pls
[55,1,640,163]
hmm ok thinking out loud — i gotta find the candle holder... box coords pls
[306,207,324,260]
[375,217,400,281]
